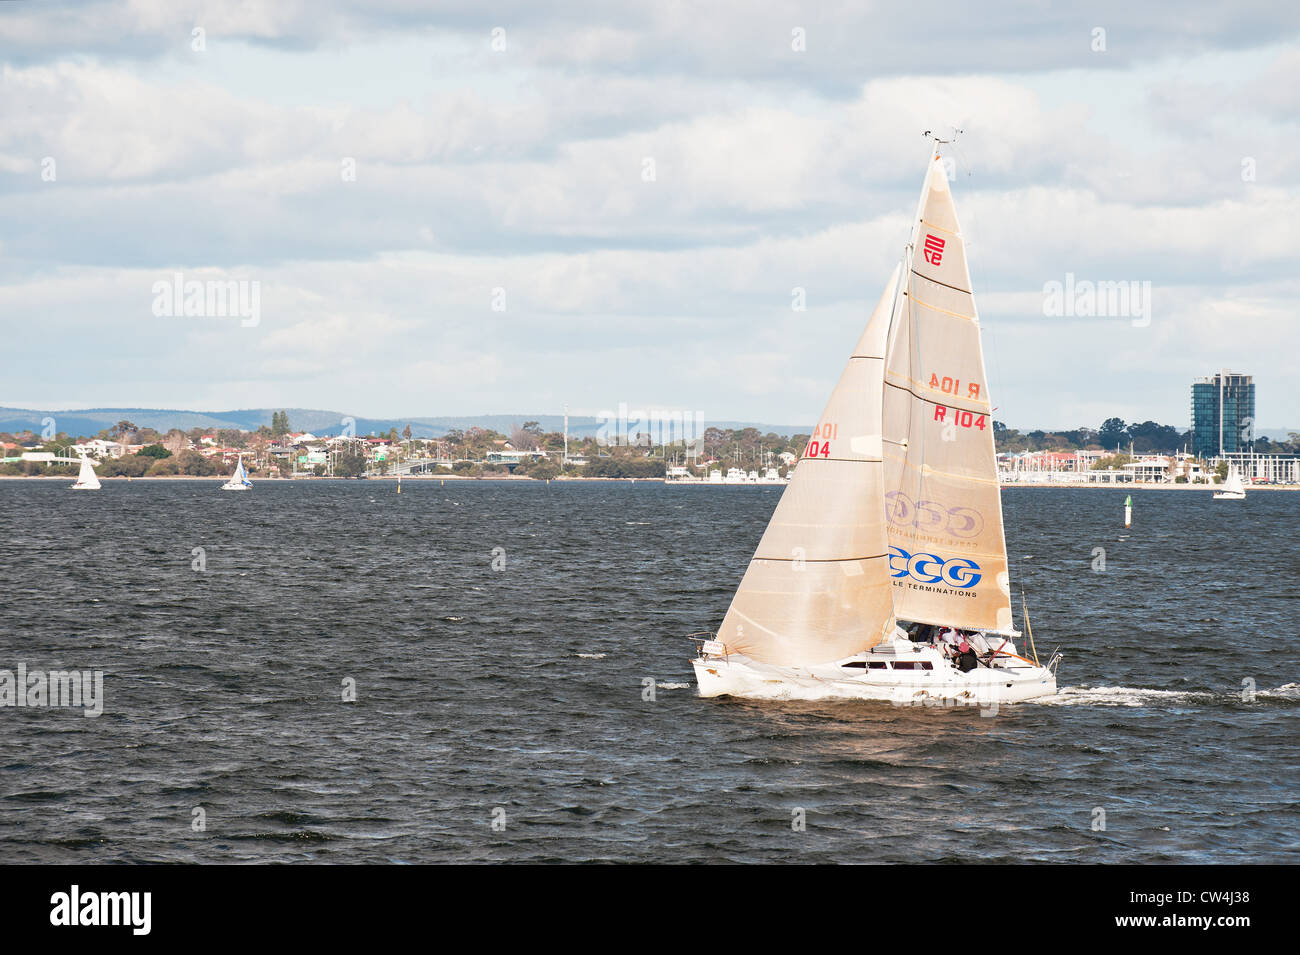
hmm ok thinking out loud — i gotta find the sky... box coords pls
[2,1,1298,431]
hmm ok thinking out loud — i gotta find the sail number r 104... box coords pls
[933,405,987,430]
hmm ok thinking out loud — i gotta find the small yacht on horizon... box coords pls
[69,454,101,491]
[221,454,253,491]
[1213,467,1246,500]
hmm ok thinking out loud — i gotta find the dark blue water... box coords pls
[1,479,1296,862]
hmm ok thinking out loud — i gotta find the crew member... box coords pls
[955,637,979,673]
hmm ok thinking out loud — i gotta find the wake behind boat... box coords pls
[690,142,1060,706]
[221,453,252,491]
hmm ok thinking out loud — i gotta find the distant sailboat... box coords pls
[70,454,101,491]
[221,454,252,491]
[690,145,1060,704]
[1213,467,1246,500]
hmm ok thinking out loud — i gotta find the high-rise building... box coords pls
[1191,370,1254,456]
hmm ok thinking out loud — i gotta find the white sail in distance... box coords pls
[715,267,901,666]
[222,454,252,490]
[882,155,1014,633]
[71,455,101,490]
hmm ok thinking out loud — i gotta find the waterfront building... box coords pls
[1001,449,1103,474]
[1212,452,1300,485]
[1122,456,1174,483]
[1191,370,1254,456]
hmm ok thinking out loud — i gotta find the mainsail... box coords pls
[881,156,1013,633]
[1223,468,1245,495]
[715,267,901,666]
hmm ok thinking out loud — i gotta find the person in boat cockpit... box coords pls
[954,637,980,673]
[908,623,935,643]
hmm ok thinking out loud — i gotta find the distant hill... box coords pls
[0,406,813,440]
[6,406,1292,443]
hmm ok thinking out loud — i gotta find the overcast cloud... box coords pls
[3,1,1299,430]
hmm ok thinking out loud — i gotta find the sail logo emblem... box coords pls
[888,546,982,588]
[885,492,983,539]
[923,234,945,266]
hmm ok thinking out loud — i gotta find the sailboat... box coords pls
[1213,467,1246,500]
[69,454,101,490]
[220,453,253,491]
[690,146,1060,705]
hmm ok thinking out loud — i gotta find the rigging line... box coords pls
[894,146,932,564]
[949,147,1015,600]
[951,141,1008,437]
[907,244,927,558]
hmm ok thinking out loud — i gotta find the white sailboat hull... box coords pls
[692,641,1057,705]
[220,483,251,490]
[1212,491,1245,500]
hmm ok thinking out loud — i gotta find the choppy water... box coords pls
[1,479,1297,862]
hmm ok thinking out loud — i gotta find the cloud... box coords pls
[3,4,1299,429]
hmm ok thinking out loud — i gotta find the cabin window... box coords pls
[920,662,934,670]
[867,662,887,670]
[892,662,917,670]
[841,661,867,668]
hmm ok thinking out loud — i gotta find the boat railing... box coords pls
[686,631,729,661]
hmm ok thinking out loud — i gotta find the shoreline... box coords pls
[0,474,650,483]
[998,482,1300,491]
[4,474,1299,490]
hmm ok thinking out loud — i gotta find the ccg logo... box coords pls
[885,491,984,539]
[888,546,982,588]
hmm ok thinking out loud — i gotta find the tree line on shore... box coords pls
[996,418,1299,455]
[5,412,1297,480]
